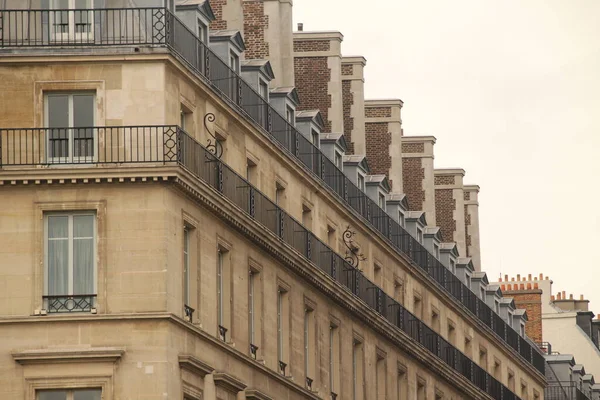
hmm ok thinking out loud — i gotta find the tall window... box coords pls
[277,286,290,375]
[183,227,190,307]
[302,204,312,229]
[37,389,101,400]
[50,0,94,42]
[399,212,405,227]
[229,51,240,73]
[335,151,343,169]
[352,338,364,400]
[286,106,295,125]
[44,212,95,313]
[217,246,231,341]
[329,324,340,397]
[275,183,285,206]
[433,243,440,258]
[259,79,269,101]
[397,367,408,400]
[45,92,95,162]
[357,174,365,191]
[376,353,386,400]
[197,19,208,43]
[311,129,320,148]
[416,227,423,243]
[304,306,315,389]
[378,193,386,210]
[248,267,262,359]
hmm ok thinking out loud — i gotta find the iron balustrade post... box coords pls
[249,187,255,217]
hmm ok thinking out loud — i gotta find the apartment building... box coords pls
[0,1,544,400]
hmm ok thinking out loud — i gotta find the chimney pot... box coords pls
[551,295,555,301]
[527,283,532,289]
[546,276,549,280]
[581,295,584,300]
[597,314,600,320]
[297,23,304,31]
[557,293,562,300]
[517,274,521,281]
[520,283,525,290]
[562,290,566,298]
[534,283,539,289]
[528,274,532,280]
[534,277,538,281]
[511,277,515,281]
[539,273,543,279]
[570,294,574,300]
[499,277,503,282]
[505,274,509,281]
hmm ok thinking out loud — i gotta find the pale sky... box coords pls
[293,1,600,313]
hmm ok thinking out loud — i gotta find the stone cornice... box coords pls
[12,347,125,365]
[245,389,274,400]
[213,372,247,393]
[179,354,214,377]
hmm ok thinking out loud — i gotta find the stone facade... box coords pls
[401,136,436,225]
[434,169,466,256]
[294,56,332,131]
[464,185,481,271]
[341,56,366,155]
[0,3,544,400]
[342,80,354,153]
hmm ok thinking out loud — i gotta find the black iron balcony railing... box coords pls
[1,125,524,399]
[546,382,590,400]
[0,6,544,376]
[43,294,96,313]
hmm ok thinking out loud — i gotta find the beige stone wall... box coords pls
[263,0,295,87]
[0,55,544,398]
[341,57,366,155]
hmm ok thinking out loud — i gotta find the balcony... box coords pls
[0,6,544,376]
[546,382,590,400]
[0,125,523,400]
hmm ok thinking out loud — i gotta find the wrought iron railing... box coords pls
[546,382,591,400]
[1,126,525,399]
[0,5,544,376]
[43,294,96,313]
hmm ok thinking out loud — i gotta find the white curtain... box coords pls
[73,215,94,295]
[47,216,69,296]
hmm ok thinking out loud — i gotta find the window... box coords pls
[376,353,386,400]
[464,336,472,357]
[479,347,488,370]
[248,266,262,359]
[329,323,340,397]
[416,227,423,244]
[327,224,336,249]
[449,258,455,273]
[374,264,382,286]
[397,366,407,400]
[229,51,240,73]
[44,212,96,313]
[480,286,485,299]
[304,305,315,389]
[311,129,320,148]
[399,212,405,227]
[448,321,456,345]
[394,278,404,305]
[183,227,190,307]
[277,286,290,375]
[259,79,269,101]
[378,193,386,210]
[334,151,343,169]
[302,204,312,229]
[508,370,515,391]
[275,182,285,206]
[433,243,440,258]
[520,322,525,336]
[494,299,500,313]
[508,311,514,327]
[217,246,231,341]
[286,106,295,125]
[37,389,101,400]
[50,0,94,42]
[413,294,422,319]
[246,158,257,185]
[465,273,472,288]
[431,308,440,332]
[352,338,364,400]
[197,19,208,43]
[45,92,95,162]
[357,174,365,191]
[417,379,426,400]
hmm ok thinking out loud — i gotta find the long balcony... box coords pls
[546,382,590,400]
[0,6,545,377]
[1,125,523,400]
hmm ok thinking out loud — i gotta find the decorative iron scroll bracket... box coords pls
[343,225,366,270]
[204,112,223,158]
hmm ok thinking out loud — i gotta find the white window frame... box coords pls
[334,151,343,169]
[286,106,295,125]
[258,78,269,101]
[197,18,208,43]
[378,192,386,210]
[416,227,423,244]
[44,211,97,309]
[399,211,405,227]
[311,129,320,148]
[433,243,440,258]
[44,91,96,163]
[229,50,240,73]
[357,173,365,191]
[50,0,94,43]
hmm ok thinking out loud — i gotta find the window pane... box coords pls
[72,94,94,158]
[47,216,69,296]
[47,95,69,158]
[38,390,67,400]
[73,215,94,295]
[74,389,102,400]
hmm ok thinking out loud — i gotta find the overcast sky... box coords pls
[293,1,600,313]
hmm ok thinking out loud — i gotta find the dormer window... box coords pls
[259,79,269,101]
[416,228,423,244]
[229,51,240,74]
[357,174,365,191]
[311,129,319,148]
[334,151,342,169]
[508,311,514,326]
[449,259,456,273]
[465,273,471,287]
[480,287,485,299]
[197,19,208,43]
[433,243,440,258]
[494,299,500,313]
[286,106,295,125]
[399,212,405,227]
[520,322,525,336]
[378,193,386,210]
